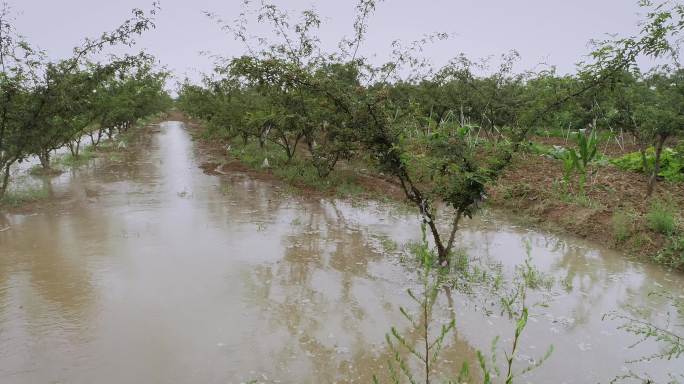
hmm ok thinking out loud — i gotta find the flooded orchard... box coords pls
[0,121,682,383]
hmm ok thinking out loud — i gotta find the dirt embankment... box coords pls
[488,152,684,268]
[185,118,407,201]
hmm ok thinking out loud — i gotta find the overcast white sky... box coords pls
[9,0,648,86]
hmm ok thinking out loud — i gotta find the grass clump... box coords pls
[612,209,635,242]
[57,148,96,167]
[647,199,678,235]
[272,161,323,188]
[335,180,365,197]
[653,235,684,270]
[517,253,554,290]
[550,179,604,209]
[232,141,288,169]
[450,248,470,272]
[0,186,50,207]
[372,234,398,254]
[29,164,45,175]
[227,139,368,195]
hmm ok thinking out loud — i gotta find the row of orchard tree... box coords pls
[177,0,684,265]
[389,62,684,195]
[0,4,170,198]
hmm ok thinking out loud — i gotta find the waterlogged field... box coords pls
[0,121,681,383]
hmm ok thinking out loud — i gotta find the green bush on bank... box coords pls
[647,199,678,235]
[226,140,364,195]
[610,144,684,182]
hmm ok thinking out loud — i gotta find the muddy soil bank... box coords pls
[488,152,684,270]
[186,114,684,271]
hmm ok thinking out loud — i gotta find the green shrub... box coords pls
[227,140,291,172]
[0,186,50,207]
[653,235,684,269]
[647,199,678,235]
[611,146,684,182]
[273,161,325,188]
[451,248,470,272]
[612,210,634,242]
[57,147,96,167]
[335,181,364,197]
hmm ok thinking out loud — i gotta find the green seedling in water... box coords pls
[374,225,553,384]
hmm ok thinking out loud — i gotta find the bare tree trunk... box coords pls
[639,146,649,174]
[95,128,107,145]
[259,125,271,149]
[90,129,103,147]
[288,134,303,163]
[69,138,82,158]
[397,174,452,265]
[426,217,447,262]
[630,120,649,173]
[647,134,667,197]
[38,150,51,169]
[1,163,10,199]
[445,210,464,255]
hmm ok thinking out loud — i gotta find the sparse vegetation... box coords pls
[375,227,553,384]
[0,185,49,207]
[647,198,678,236]
[612,209,635,243]
[611,144,684,183]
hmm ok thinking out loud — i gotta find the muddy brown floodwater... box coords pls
[0,121,682,383]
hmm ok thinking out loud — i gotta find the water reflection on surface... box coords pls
[0,121,681,383]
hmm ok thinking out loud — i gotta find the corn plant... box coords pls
[561,131,599,193]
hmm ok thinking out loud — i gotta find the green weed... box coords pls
[612,209,635,242]
[611,145,684,182]
[550,179,603,209]
[335,181,365,197]
[218,184,231,195]
[108,153,124,162]
[517,241,554,290]
[451,248,470,272]
[57,148,96,167]
[372,234,398,254]
[647,199,677,235]
[0,186,50,207]
[653,235,684,269]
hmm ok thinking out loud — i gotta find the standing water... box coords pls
[0,121,681,383]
